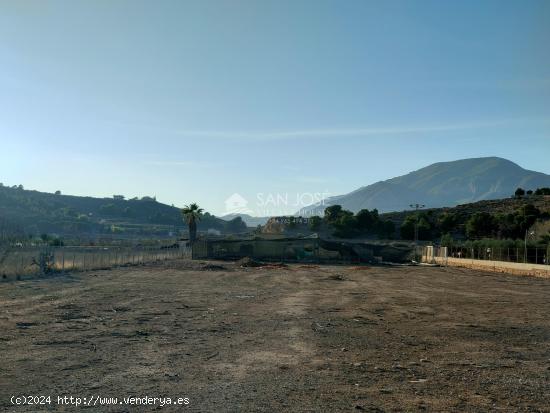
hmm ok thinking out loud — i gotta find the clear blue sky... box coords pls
[1,0,549,216]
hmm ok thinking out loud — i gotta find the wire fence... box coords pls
[0,244,191,280]
[447,246,550,265]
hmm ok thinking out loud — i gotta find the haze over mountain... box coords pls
[298,157,550,216]
[220,213,270,227]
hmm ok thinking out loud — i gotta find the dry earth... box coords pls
[1,260,550,412]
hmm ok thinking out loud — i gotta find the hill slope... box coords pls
[299,157,550,215]
[0,186,246,238]
[220,213,270,227]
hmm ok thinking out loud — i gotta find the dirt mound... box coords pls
[260,262,289,269]
[200,264,227,271]
[236,257,263,267]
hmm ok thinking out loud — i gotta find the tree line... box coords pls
[514,187,550,197]
[305,205,395,239]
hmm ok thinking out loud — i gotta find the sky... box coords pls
[1,0,549,216]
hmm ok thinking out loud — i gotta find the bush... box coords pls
[514,187,525,198]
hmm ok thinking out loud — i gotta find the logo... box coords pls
[223,191,331,217]
[224,193,254,215]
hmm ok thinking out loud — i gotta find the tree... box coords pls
[324,205,343,223]
[181,203,204,243]
[332,212,358,238]
[416,216,432,240]
[55,190,61,195]
[466,212,496,238]
[440,233,454,247]
[400,213,432,240]
[534,187,550,196]
[308,216,322,231]
[437,212,457,234]
[376,220,395,239]
[356,209,375,231]
[400,216,416,240]
[526,190,533,195]
[514,187,525,198]
[494,205,541,239]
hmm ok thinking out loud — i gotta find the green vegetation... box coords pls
[39,233,65,246]
[394,201,550,246]
[465,204,543,239]
[534,187,550,196]
[514,187,550,197]
[400,213,432,240]
[440,233,454,248]
[308,216,322,231]
[322,205,395,239]
[514,187,525,198]
[181,203,204,242]
[0,185,247,239]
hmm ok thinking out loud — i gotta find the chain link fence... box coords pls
[0,244,191,281]
[447,246,550,265]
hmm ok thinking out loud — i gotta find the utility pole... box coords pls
[409,203,425,261]
[524,229,535,263]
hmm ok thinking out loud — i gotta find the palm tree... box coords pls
[181,203,204,243]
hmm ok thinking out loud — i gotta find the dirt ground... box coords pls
[1,260,550,412]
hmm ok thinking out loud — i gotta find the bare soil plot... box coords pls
[1,261,550,412]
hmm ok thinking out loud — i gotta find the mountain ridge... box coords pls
[298,157,550,215]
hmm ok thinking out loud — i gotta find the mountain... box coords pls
[0,185,246,239]
[298,157,550,215]
[220,213,270,227]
